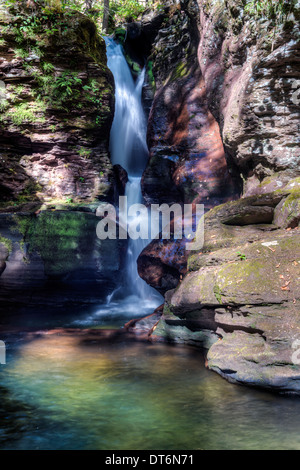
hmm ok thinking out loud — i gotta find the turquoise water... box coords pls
[1,309,300,450]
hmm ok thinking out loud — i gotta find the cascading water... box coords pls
[104,37,162,308]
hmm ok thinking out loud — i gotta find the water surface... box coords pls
[1,313,300,450]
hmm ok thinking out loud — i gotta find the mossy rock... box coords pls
[13,210,119,278]
[273,191,300,229]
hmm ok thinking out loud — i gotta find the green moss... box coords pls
[171,61,189,81]
[213,284,223,304]
[0,234,13,253]
[2,101,46,125]
[114,27,126,44]
[147,60,155,91]
[78,147,92,159]
[13,211,99,277]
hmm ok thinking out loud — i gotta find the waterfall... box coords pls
[104,37,162,305]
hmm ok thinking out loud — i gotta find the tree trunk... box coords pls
[102,0,109,33]
[84,0,93,10]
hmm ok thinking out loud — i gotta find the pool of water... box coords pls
[1,307,300,450]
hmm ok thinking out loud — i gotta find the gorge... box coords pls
[0,0,300,451]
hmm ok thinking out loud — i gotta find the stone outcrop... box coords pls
[152,177,300,394]
[136,0,240,292]
[141,0,238,208]
[137,0,299,293]
[196,0,300,196]
[0,3,114,209]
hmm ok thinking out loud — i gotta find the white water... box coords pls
[104,37,162,307]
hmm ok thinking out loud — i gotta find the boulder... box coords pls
[152,183,300,394]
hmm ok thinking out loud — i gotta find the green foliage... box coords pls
[237,251,247,261]
[78,147,92,159]
[42,61,55,73]
[110,0,145,22]
[0,234,13,253]
[245,0,296,22]
[33,69,85,110]
[13,47,30,58]
[2,101,46,125]
[0,100,9,113]
[147,60,155,90]
[54,71,82,98]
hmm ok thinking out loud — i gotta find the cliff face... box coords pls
[0,3,125,307]
[142,1,238,208]
[0,4,114,208]
[133,0,300,394]
[196,0,300,196]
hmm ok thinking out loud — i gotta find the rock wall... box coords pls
[0,2,125,307]
[136,0,240,292]
[0,3,115,208]
[196,0,300,196]
[141,0,238,208]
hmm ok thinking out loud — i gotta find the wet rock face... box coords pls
[153,177,300,394]
[138,238,187,294]
[0,210,126,307]
[0,6,115,209]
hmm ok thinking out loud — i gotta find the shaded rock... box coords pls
[138,238,187,294]
[0,209,126,307]
[196,0,300,195]
[113,164,128,197]
[0,260,6,275]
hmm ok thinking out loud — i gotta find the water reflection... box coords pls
[1,331,300,450]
